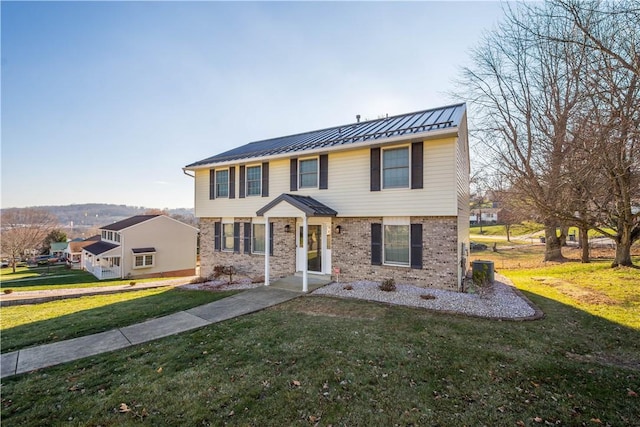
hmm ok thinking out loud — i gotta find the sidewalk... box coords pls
[0,286,301,379]
[0,277,197,306]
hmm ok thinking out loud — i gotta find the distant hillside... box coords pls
[1,204,195,228]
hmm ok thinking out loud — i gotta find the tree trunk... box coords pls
[505,224,511,242]
[612,226,634,267]
[558,226,569,247]
[579,227,590,263]
[544,225,564,261]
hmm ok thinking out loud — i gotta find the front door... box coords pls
[307,225,322,272]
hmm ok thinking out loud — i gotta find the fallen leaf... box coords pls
[291,380,301,387]
[628,388,638,397]
[534,416,543,423]
[590,418,602,424]
[228,410,235,417]
[156,367,163,373]
[516,421,525,427]
[309,415,320,422]
[119,403,131,413]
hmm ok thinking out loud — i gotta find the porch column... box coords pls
[264,215,270,286]
[302,215,308,292]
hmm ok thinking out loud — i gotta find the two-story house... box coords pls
[82,215,198,280]
[184,103,470,291]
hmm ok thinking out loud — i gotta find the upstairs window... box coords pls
[246,165,262,196]
[383,146,409,188]
[299,158,318,188]
[216,170,229,198]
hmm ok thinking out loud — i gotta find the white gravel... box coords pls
[311,274,539,320]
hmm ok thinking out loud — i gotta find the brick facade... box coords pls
[200,216,460,291]
[331,217,459,291]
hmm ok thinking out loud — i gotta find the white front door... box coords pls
[296,219,332,274]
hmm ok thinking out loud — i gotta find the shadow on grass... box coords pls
[1,288,237,353]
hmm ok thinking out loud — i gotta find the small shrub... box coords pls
[251,276,265,284]
[379,278,396,292]
[213,266,226,279]
[189,276,208,284]
[4,289,13,294]
[343,284,353,291]
[420,294,436,300]
[129,281,137,286]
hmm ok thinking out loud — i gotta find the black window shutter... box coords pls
[410,223,423,269]
[244,222,251,254]
[319,154,328,189]
[371,223,382,265]
[262,162,269,197]
[269,222,274,255]
[214,221,221,251]
[209,169,215,200]
[290,158,298,191]
[233,222,240,253]
[411,142,424,189]
[370,148,381,191]
[229,166,236,199]
[239,165,246,198]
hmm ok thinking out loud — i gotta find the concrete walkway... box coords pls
[0,286,302,379]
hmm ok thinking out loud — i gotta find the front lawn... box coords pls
[1,265,638,425]
[0,266,178,292]
[1,287,238,353]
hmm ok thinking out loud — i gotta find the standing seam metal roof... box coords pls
[186,103,465,168]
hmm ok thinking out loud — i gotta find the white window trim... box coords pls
[381,144,411,190]
[298,156,319,189]
[382,217,410,267]
[133,252,155,269]
[246,164,262,197]
[216,168,230,198]
[222,220,234,252]
[251,222,266,255]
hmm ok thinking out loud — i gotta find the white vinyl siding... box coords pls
[193,137,458,218]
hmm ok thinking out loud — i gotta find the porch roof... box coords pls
[83,241,119,256]
[256,193,338,217]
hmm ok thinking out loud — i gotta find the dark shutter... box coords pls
[244,222,251,254]
[239,165,246,198]
[290,158,298,191]
[371,223,382,265]
[214,221,221,251]
[233,222,240,253]
[262,162,269,197]
[411,223,423,269]
[229,166,236,199]
[370,148,381,191]
[269,222,274,255]
[319,154,328,190]
[411,142,424,189]
[209,169,215,200]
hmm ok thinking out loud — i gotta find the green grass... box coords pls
[0,266,174,292]
[1,264,639,425]
[0,288,238,353]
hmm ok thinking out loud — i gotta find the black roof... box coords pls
[256,194,338,217]
[132,247,156,253]
[83,241,119,256]
[101,215,160,231]
[186,103,465,168]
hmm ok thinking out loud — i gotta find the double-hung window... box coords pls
[252,223,266,254]
[299,158,318,188]
[382,147,409,189]
[246,166,262,196]
[134,254,154,268]
[216,170,229,198]
[384,224,410,266]
[222,223,234,251]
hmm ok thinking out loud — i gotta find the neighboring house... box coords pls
[184,104,470,291]
[81,215,198,280]
[64,236,100,268]
[470,208,499,225]
[49,242,68,259]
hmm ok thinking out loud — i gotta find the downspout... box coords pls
[302,215,308,293]
[264,214,270,286]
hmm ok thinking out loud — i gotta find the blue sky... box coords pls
[1,1,504,210]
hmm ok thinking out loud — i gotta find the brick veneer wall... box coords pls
[199,217,297,281]
[331,216,460,291]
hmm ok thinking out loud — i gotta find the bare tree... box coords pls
[0,208,59,272]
